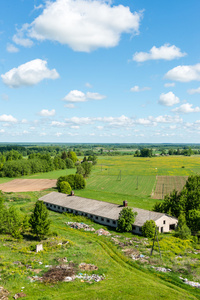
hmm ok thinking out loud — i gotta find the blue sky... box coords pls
[0,0,200,143]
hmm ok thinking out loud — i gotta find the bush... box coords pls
[65,158,74,169]
[81,161,92,177]
[59,181,72,194]
[174,213,191,240]
[74,174,86,189]
[76,165,85,176]
[117,207,137,232]
[57,174,85,191]
[142,220,156,238]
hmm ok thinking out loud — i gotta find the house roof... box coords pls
[39,191,177,227]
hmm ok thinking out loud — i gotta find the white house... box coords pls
[39,191,178,234]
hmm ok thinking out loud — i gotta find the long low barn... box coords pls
[39,192,178,234]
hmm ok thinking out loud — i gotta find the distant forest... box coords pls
[0,143,199,177]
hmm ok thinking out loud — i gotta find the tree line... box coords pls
[0,151,78,178]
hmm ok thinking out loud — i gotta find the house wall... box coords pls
[155,215,178,233]
[43,201,177,235]
[132,225,142,235]
[43,201,118,228]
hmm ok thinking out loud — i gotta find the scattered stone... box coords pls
[111,237,120,244]
[57,257,68,263]
[36,244,43,253]
[75,273,105,282]
[0,286,9,300]
[79,263,98,271]
[63,276,74,282]
[180,277,200,288]
[13,292,27,299]
[95,229,111,236]
[66,222,95,231]
[151,266,172,272]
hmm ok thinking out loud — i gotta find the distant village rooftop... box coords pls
[39,192,178,234]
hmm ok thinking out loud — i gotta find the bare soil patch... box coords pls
[152,176,188,199]
[0,179,57,192]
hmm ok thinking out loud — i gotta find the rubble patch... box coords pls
[66,222,95,231]
[0,286,9,300]
[79,263,98,271]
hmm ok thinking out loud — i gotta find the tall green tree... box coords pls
[142,220,156,238]
[174,213,191,240]
[81,161,92,177]
[117,207,137,232]
[29,201,50,241]
[67,151,77,163]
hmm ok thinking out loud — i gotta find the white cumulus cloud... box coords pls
[39,109,56,117]
[130,85,151,92]
[165,63,200,82]
[187,87,200,94]
[133,44,186,62]
[63,90,105,103]
[1,59,59,88]
[63,90,86,102]
[0,114,17,122]
[15,0,142,52]
[158,91,180,106]
[172,103,200,113]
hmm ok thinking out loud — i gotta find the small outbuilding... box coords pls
[39,192,178,234]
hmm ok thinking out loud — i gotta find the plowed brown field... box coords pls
[0,179,57,192]
[152,176,188,199]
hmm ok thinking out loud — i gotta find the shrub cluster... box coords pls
[57,174,86,192]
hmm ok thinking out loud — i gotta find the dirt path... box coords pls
[0,179,57,192]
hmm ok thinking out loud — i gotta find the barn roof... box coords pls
[39,192,177,227]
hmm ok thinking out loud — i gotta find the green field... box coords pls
[1,156,200,299]
[1,155,200,210]
[0,193,199,300]
[76,155,200,209]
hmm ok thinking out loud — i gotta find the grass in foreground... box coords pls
[0,191,200,300]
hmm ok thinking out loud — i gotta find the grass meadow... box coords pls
[1,156,200,299]
[0,192,200,300]
[0,155,200,210]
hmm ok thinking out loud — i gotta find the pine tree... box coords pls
[29,201,50,241]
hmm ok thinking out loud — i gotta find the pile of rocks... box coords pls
[180,277,200,288]
[95,229,111,236]
[76,273,105,282]
[79,263,98,271]
[0,286,9,300]
[151,266,172,272]
[66,222,95,231]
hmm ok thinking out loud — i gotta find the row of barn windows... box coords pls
[44,202,116,225]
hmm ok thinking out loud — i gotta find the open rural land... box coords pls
[0,144,200,300]
[1,0,200,299]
